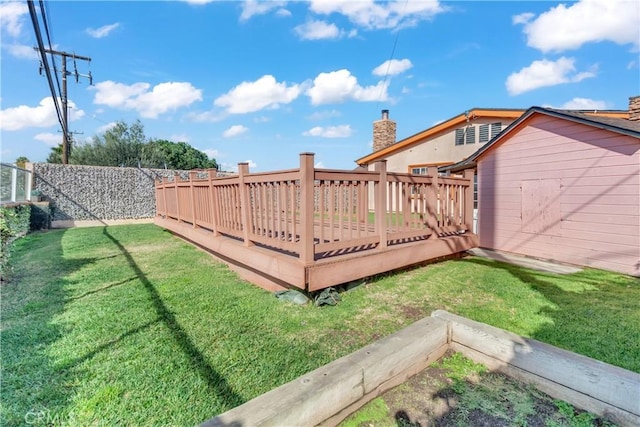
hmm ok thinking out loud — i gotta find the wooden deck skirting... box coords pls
[154,153,478,291]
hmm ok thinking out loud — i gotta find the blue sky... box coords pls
[1,0,638,172]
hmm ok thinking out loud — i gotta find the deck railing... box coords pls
[1,163,32,205]
[155,153,474,262]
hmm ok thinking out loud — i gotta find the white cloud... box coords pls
[0,97,85,131]
[505,57,596,96]
[86,23,120,38]
[202,149,219,159]
[309,0,444,30]
[34,132,62,147]
[372,58,413,76]
[306,69,388,105]
[254,116,270,123]
[294,20,341,40]
[96,122,117,133]
[170,134,190,142]
[314,161,325,168]
[183,0,215,4]
[512,12,534,25]
[5,44,39,60]
[214,75,301,114]
[293,20,357,40]
[276,9,292,18]
[0,2,28,37]
[557,97,609,110]
[245,160,257,168]
[187,110,227,123]
[240,0,286,21]
[91,80,202,118]
[92,81,150,107]
[303,125,353,138]
[515,0,640,52]
[306,109,342,120]
[222,125,248,138]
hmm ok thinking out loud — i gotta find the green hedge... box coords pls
[0,204,32,279]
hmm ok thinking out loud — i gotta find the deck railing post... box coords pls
[375,160,388,249]
[463,169,474,232]
[299,152,315,264]
[174,173,181,223]
[155,178,162,217]
[189,171,197,229]
[161,177,168,218]
[426,172,439,236]
[208,169,219,236]
[238,163,254,247]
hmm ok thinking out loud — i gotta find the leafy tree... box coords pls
[46,145,63,164]
[14,157,29,168]
[72,120,147,167]
[53,120,218,170]
[147,139,218,170]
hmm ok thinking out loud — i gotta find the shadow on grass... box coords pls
[100,227,245,408]
[0,231,98,426]
[458,257,640,372]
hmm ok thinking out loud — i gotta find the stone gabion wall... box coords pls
[31,163,192,221]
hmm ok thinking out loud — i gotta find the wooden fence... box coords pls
[155,153,474,263]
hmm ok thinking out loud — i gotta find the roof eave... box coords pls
[356,108,525,165]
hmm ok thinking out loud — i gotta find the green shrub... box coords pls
[30,202,51,231]
[0,204,31,278]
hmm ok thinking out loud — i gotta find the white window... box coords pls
[411,167,429,175]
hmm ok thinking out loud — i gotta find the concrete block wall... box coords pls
[30,163,189,222]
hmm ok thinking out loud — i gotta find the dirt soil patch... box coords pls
[341,350,618,427]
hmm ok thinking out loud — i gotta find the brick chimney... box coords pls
[629,96,640,121]
[373,109,396,152]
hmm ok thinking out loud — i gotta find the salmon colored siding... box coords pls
[478,114,640,276]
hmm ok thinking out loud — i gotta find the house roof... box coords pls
[355,107,629,166]
[439,107,639,173]
[356,108,526,165]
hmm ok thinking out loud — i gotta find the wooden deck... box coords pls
[154,153,478,292]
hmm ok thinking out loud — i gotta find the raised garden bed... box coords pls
[341,350,617,426]
[202,311,640,427]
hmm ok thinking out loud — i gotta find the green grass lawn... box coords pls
[2,224,638,426]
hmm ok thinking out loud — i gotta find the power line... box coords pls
[29,1,92,164]
[34,47,92,164]
[39,0,62,99]
[27,1,64,134]
[376,0,410,109]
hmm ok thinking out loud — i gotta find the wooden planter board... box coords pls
[201,311,640,427]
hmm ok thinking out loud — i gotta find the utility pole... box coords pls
[35,47,92,164]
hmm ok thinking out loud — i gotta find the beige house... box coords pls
[357,108,526,175]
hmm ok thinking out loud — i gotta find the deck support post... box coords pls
[463,169,474,232]
[189,171,198,229]
[299,153,315,264]
[375,160,388,249]
[426,172,439,237]
[238,163,254,247]
[207,169,219,236]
